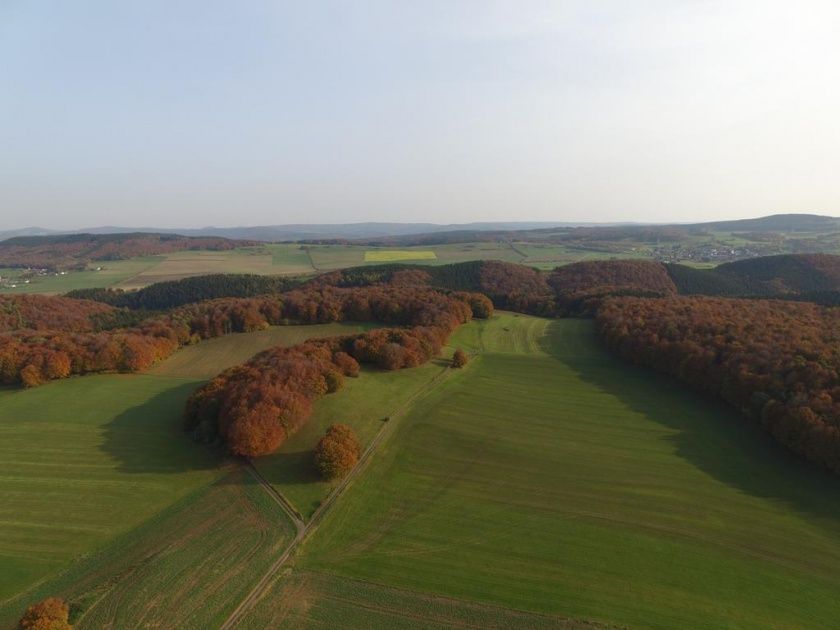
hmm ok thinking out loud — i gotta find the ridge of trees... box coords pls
[183,287,490,456]
[0,232,258,271]
[597,296,840,474]
[67,273,300,310]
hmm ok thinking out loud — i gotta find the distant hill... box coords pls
[692,213,840,233]
[0,222,582,243]
[0,232,258,270]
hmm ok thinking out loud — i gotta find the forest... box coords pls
[598,296,840,473]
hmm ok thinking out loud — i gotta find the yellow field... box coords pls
[363,250,437,262]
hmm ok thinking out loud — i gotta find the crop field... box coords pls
[258,314,840,629]
[148,322,375,380]
[0,374,222,611]
[0,257,164,294]
[363,250,437,262]
[239,570,596,629]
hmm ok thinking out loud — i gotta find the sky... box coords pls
[1,1,840,230]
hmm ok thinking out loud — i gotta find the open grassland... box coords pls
[364,250,437,262]
[254,357,453,519]
[240,570,601,630]
[0,468,295,630]
[0,374,222,610]
[148,322,375,380]
[286,314,840,629]
[0,257,163,294]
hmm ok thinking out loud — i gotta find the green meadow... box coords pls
[271,314,840,629]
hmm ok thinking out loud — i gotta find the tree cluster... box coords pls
[184,286,486,456]
[597,296,840,473]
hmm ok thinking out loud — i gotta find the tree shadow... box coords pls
[542,319,840,525]
[257,449,322,487]
[100,381,225,474]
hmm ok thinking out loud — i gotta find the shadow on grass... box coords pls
[100,380,224,474]
[543,319,840,524]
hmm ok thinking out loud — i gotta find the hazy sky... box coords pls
[2,1,839,229]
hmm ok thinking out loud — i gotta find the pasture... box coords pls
[0,257,163,294]
[280,314,840,629]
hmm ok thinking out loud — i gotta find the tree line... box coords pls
[597,296,840,474]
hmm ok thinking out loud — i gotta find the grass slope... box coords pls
[292,314,840,629]
[0,374,221,608]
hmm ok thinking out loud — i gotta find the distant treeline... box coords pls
[67,273,300,310]
[0,232,257,270]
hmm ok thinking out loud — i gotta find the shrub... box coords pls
[452,348,468,368]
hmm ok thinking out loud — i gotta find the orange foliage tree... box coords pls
[18,596,72,630]
[314,424,361,479]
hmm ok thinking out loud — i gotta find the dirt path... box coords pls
[219,363,458,629]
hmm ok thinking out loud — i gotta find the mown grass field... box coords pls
[270,314,840,629]
[148,322,374,380]
[0,374,222,611]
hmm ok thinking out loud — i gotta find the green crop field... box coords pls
[244,314,840,629]
[0,374,222,612]
[0,468,296,630]
[364,250,437,262]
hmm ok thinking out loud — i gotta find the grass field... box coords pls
[254,358,453,519]
[259,314,840,629]
[148,322,375,380]
[364,250,437,262]
[0,374,222,609]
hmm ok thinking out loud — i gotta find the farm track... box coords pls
[219,363,459,629]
